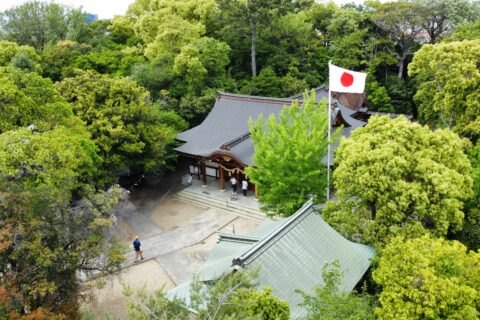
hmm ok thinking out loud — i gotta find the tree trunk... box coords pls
[250,17,257,77]
[398,51,407,79]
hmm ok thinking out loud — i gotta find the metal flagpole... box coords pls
[327,61,332,201]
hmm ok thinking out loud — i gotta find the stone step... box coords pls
[172,194,265,223]
[176,189,263,215]
[173,191,264,218]
[172,192,266,223]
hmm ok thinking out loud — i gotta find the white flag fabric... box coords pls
[329,63,366,93]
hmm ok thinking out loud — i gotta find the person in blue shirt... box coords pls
[133,236,144,262]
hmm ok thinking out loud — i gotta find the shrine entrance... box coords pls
[187,153,258,198]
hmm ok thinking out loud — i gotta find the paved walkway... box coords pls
[124,208,236,264]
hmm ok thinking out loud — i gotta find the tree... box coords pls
[56,71,187,182]
[412,0,480,43]
[119,0,217,61]
[447,20,480,41]
[216,0,311,77]
[0,66,73,134]
[0,40,41,73]
[368,1,425,78]
[297,261,375,320]
[126,270,290,320]
[0,1,89,50]
[373,235,480,319]
[245,92,330,216]
[0,126,99,191]
[0,127,125,318]
[408,40,480,139]
[460,140,480,250]
[327,7,369,70]
[323,116,473,246]
[41,40,92,81]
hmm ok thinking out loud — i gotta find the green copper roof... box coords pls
[168,200,375,319]
[234,201,375,318]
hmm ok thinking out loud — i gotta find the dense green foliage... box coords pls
[324,116,473,246]
[409,40,480,139]
[298,260,375,320]
[246,93,330,216]
[0,2,89,50]
[56,70,187,183]
[374,235,480,319]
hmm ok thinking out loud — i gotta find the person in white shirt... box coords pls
[242,180,248,196]
[230,176,237,194]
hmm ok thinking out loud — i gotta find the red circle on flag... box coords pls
[340,72,354,87]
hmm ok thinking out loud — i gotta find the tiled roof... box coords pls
[175,89,367,166]
[167,201,375,319]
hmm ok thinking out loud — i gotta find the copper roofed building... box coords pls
[175,87,370,194]
[166,200,375,318]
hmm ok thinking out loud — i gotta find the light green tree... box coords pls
[324,116,473,246]
[245,92,330,216]
[373,235,480,319]
[297,261,375,320]
[408,40,480,138]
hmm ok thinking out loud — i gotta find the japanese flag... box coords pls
[329,62,366,93]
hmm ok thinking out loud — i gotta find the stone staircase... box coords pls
[172,189,267,223]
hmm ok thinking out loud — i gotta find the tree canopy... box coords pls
[373,235,480,319]
[324,116,473,246]
[56,70,187,182]
[245,92,330,216]
[408,40,480,139]
[0,1,89,50]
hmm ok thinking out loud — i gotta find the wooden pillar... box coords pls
[201,161,207,185]
[219,165,225,191]
[254,184,259,199]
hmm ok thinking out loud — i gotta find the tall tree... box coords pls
[374,235,480,319]
[0,1,88,50]
[412,0,480,43]
[216,0,310,77]
[368,1,425,78]
[408,40,480,139]
[245,92,330,216]
[324,116,473,246]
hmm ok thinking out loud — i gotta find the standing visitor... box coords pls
[242,179,248,196]
[230,176,238,194]
[133,236,144,263]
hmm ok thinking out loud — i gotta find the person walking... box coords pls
[133,236,144,263]
[242,179,248,196]
[230,176,238,194]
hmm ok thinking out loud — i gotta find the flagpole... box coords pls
[327,61,332,201]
